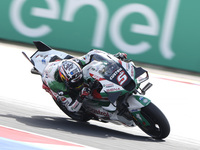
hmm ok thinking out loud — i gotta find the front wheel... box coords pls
[134,102,170,139]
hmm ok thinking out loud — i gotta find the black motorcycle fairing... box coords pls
[106,91,121,103]
[90,53,136,92]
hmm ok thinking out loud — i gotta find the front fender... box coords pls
[127,95,151,111]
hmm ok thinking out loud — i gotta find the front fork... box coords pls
[127,95,151,126]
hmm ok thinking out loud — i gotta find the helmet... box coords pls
[58,59,84,91]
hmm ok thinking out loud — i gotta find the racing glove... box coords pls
[57,91,82,112]
[114,52,127,61]
[77,87,91,102]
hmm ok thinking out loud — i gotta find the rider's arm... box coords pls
[43,78,83,112]
[42,82,83,112]
[60,96,83,112]
[42,62,83,112]
[58,87,90,112]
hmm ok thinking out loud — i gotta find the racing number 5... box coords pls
[117,71,127,85]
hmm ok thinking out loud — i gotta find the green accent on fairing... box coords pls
[48,81,67,93]
[54,70,60,81]
[133,95,151,106]
[99,92,108,97]
[87,77,96,83]
[131,111,150,126]
[79,58,86,67]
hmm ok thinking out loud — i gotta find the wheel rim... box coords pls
[138,111,164,139]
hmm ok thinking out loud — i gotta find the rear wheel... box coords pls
[135,102,170,139]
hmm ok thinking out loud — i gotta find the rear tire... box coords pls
[137,102,170,139]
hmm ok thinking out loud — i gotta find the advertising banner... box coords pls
[0,0,200,72]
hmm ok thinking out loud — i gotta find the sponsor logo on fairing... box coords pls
[139,97,144,101]
[110,68,122,80]
[42,59,46,64]
[139,96,149,103]
[143,99,149,103]
[105,88,121,92]
[136,114,142,121]
[117,71,128,86]
[88,107,109,117]
[126,63,130,70]
[103,83,114,88]
[131,65,134,77]
[89,73,104,81]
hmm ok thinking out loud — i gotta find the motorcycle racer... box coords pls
[24,41,170,139]
[42,50,127,114]
[42,59,90,112]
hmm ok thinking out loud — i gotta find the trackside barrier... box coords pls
[0,0,200,72]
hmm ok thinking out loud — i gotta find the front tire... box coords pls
[136,102,170,139]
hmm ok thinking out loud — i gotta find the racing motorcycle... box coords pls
[22,41,170,139]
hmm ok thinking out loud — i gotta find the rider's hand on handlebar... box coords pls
[114,52,127,60]
[78,87,91,102]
